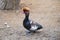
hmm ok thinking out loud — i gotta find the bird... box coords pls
[22,7,43,33]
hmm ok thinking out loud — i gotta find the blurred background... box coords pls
[0,0,20,10]
[0,0,60,40]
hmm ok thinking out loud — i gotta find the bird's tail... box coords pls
[37,25,43,30]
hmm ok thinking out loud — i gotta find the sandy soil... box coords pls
[0,0,60,40]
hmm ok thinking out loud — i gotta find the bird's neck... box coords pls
[24,12,29,20]
[25,15,29,20]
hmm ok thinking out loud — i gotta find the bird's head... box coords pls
[22,7,30,16]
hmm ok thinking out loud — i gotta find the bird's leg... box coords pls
[25,30,32,36]
[31,30,37,33]
[25,30,31,33]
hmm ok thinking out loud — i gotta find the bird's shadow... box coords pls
[25,30,43,36]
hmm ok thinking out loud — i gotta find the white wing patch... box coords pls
[26,20,33,25]
[30,20,33,24]
[30,25,38,31]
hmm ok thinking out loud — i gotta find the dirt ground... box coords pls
[0,0,60,40]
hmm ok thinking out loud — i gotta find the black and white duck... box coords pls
[22,7,43,33]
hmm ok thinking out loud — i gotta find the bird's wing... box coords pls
[29,20,39,25]
[29,20,39,30]
[29,20,33,24]
[29,20,43,31]
[30,25,38,31]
